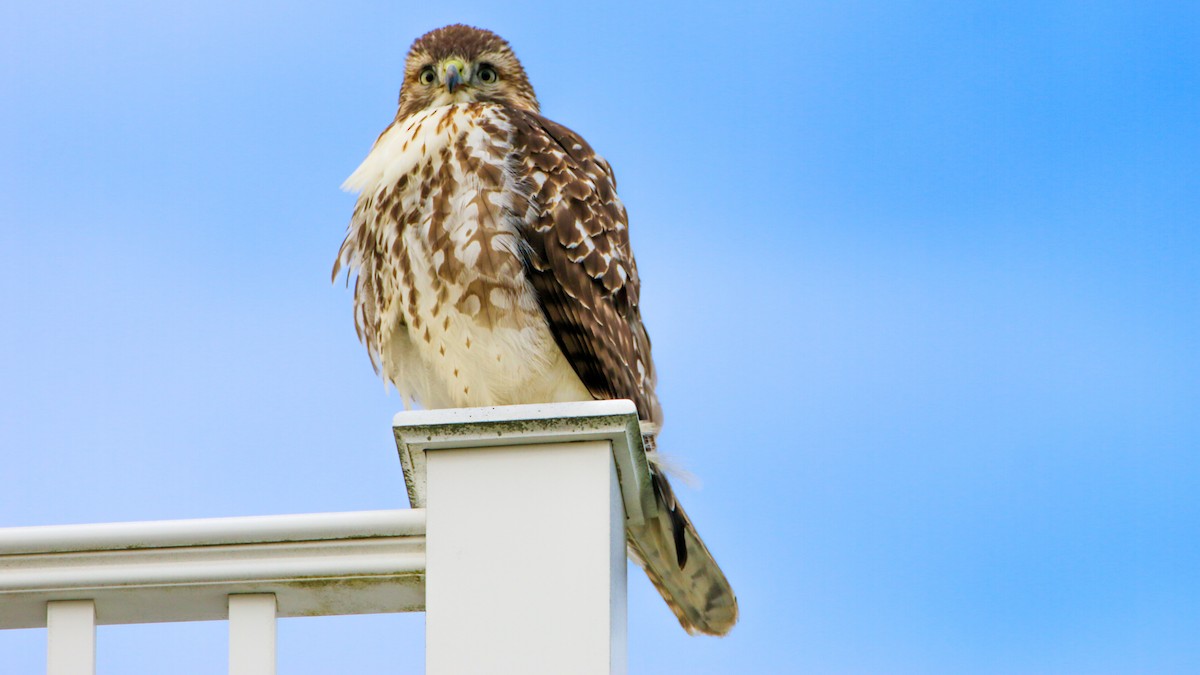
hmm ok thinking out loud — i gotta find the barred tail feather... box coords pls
[627,466,739,636]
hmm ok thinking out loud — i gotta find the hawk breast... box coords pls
[334,103,589,408]
[334,102,658,423]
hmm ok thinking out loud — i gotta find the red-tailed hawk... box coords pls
[333,24,737,636]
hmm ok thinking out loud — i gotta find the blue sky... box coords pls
[1,1,1197,673]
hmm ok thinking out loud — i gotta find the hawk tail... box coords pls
[628,440,739,636]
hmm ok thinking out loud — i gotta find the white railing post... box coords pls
[425,441,627,675]
[46,600,95,675]
[395,401,649,675]
[228,593,276,675]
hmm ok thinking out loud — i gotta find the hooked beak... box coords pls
[444,61,464,94]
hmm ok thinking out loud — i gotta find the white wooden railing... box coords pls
[0,401,655,675]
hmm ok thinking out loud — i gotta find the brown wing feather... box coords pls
[510,111,661,425]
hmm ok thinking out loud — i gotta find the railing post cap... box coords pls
[393,400,657,526]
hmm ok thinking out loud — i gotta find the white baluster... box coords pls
[46,600,95,675]
[228,593,276,675]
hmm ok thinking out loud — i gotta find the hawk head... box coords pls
[396,25,540,119]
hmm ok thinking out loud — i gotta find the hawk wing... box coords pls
[510,112,662,425]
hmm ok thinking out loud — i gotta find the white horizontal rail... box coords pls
[0,509,424,555]
[0,509,426,629]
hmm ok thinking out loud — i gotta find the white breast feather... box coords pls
[343,107,455,194]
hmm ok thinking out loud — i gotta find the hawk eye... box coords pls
[418,66,436,85]
[477,64,498,84]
